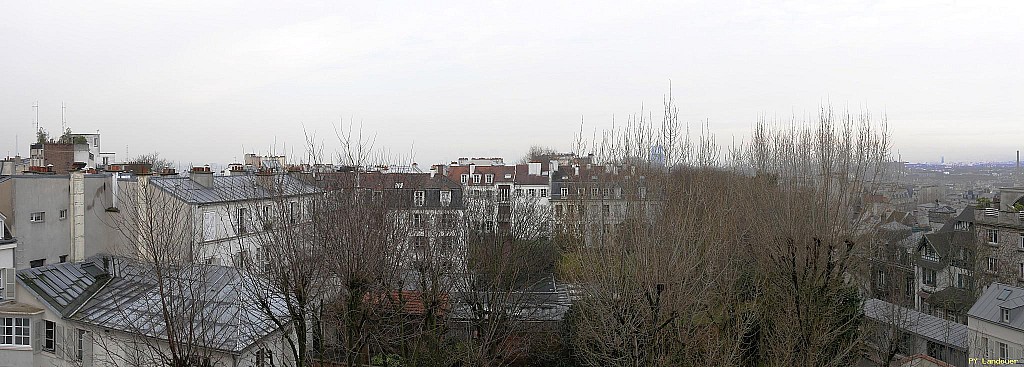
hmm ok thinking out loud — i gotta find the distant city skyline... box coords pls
[2,1,1021,166]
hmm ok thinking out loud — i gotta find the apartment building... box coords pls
[967,282,1024,365]
[972,187,1024,288]
[121,167,321,268]
[0,172,119,271]
[0,255,289,366]
[315,170,465,269]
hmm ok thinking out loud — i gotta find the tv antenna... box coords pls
[32,101,39,134]
[61,101,66,133]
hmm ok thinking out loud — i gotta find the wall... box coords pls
[967,317,1024,362]
[13,176,72,269]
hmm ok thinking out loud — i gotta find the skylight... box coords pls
[997,289,1012,301]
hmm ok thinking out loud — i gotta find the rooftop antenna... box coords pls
[61,101,66,133]
[32,101,39,135]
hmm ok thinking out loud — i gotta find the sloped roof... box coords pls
[149,174,321,205]
[864,298,966,349]
[18,261,109,317]
[316,171,461,191]
[19,256,289,354]
[968,283,1024,332]
[919,230,975,259]
[447,165,517,185]
[512,165,550,186]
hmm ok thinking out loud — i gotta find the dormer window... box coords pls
[484,174,494,184]
[460,174,469,184]
[440,190,451,206]
[473,174,481,184]
[1002,307,1010,323]
[414,191,425,207]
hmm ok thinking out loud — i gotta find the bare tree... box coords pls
[99,173,237,367]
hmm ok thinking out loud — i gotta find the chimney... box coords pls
[70,171,86,262]
[190,165,214,188]
[1017,150,1020,171]
[550,160,558,174]
[469,163,476,175]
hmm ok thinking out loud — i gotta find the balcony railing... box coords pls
[974,209,1024,228]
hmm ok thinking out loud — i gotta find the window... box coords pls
[560,187,568,197]
[1019,234,1024,250]
[188,355,211,367]
[1,317,30,346]
[877,269,886,288]
[43,320,55,352]
[527,188,536,197]
[414,191,425,206]
[989,229,1000,244]
[236,207,249,235]
[256,347,274,367]
[591,187,599,198]
[472,174,481,184]
[440,190,451,206]
[289,202,298,224]
[412,214,424,229]
[30,212,44,222]
[923,269,936,286]
[440,213,456,229]
[1002,308,1010,323]
[1020,262,1024,279]
[957,273,973,289]
[602,205,610,216]
[460,174,469,184]
[59,255,67,263]
[955,221,970,231]
[603,188,611,197]
[484,174,493,183]
[1000,342,1009,358]
[203,211,217,240]
[923,246,938,261]
[514,188,523,197]
[982,337,989,357]
[539,188,547,197]
[988,257,998,272]
[639,186,647,199]
[30,259,45,268]
[234,250,249,269]
[372,190,383,202]
[412,236,428,260]
[59,209,68,220]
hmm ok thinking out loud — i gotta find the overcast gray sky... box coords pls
[2,0,1021,166]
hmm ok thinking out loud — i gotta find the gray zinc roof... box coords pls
[18,262,109,317]
[149,174,321,205]
[864,298,966,349]
[968,283,1024,332]
[20,256,289,354]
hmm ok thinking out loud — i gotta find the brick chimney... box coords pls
[190,165,214,187]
